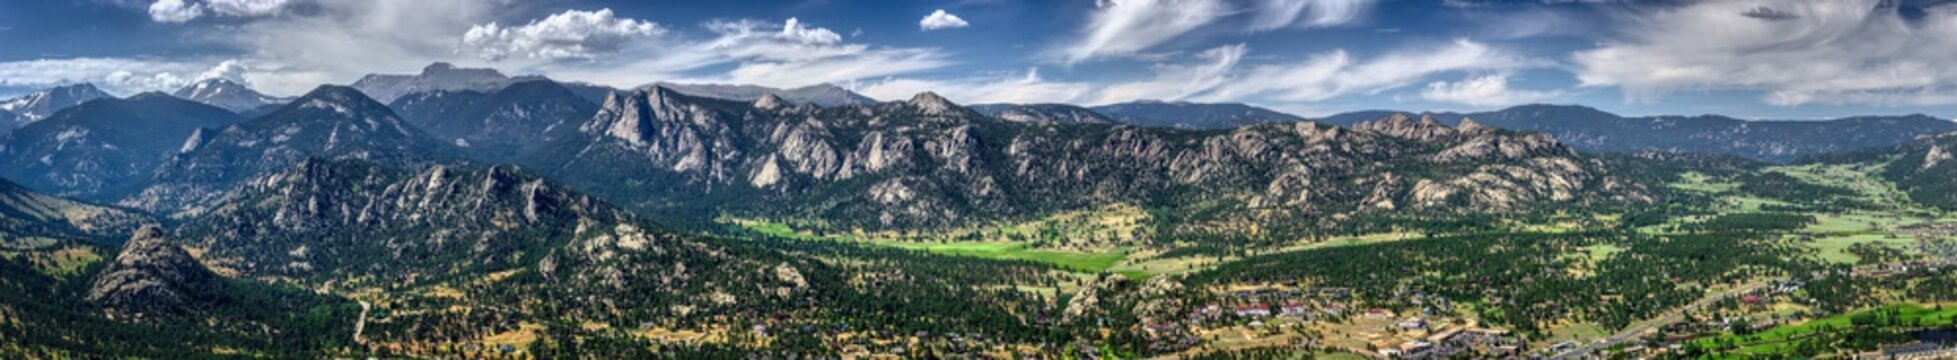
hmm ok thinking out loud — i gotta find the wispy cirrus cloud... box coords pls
[861,39,1554,112]
[1201,39,1541,103]
[1056,0,1381,63]
[1057,0,1232,62]
[1575,0,1957,106]
[1249,0,1377,31]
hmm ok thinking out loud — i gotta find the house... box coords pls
[1235,304,1272,317]
[1323,305,1346,316]
[1192,303,1223,320]
[1741,294,1763,305]
[1399,341,1434,358]
[1281,302,1309,317]
[1398,317,1428,330]
[1878,342,1957,359]
[1144,322,1180,335]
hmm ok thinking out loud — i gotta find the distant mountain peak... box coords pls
[970,103,1113,124]
[907,91,961,115]
[351,62,513,103]
[1,83,114,123]
[172,78,281,113]
[1090,100,1303,129]
[654,82,875,107]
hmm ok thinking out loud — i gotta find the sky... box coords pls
[4,0,1957,120]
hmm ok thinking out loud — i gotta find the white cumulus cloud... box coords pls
[147,0,292,23]
[148,0,204,23]
[463,8,666,61]
[920,9,970,30]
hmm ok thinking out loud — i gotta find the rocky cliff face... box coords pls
[525,86,1647,232]
[86,226,220,318]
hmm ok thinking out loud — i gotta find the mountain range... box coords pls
[518,87,1643,235]
[1088,100,1307,129]
[1319,104,1957,162]
[0,93,244,199]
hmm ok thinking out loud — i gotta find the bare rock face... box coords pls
[87,226,219,318]
[1353,113,1457,142]
[908,92,963,117]
[1925,144,1952,170]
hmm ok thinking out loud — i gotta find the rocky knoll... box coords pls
[86,226,220,319]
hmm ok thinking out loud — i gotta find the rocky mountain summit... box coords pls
[85,226,221,318]
[351,62,518,103]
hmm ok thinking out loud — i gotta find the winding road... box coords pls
[1550,281,1768,359]
[354,301,371,344]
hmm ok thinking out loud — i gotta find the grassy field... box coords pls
[1662,164,1952,264]
[883,241,1131,272]
[1689,303,1957,356]
[731,218,1133,273]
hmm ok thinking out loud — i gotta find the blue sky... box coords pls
[3,0,1957,119]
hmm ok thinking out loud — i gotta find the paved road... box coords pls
[1551,281,1770,359]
